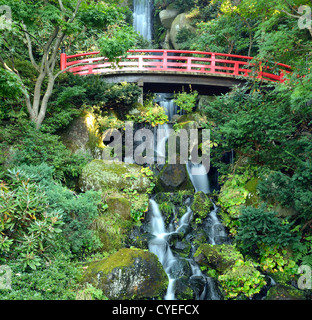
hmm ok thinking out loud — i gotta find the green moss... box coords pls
[266,284,305,300]
[106,195,132,220]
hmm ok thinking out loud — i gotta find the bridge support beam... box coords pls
[103,71,245,95]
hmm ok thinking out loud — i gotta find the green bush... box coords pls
[174,88,198,113]
[11,125,91,186]
[0,168,64,270]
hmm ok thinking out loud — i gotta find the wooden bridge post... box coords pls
[60,46,67,71]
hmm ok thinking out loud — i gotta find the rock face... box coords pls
[169,13,195,49]
[82,248,168,299]
[60,117,90,153]
[79,159,151,193]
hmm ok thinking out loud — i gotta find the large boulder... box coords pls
[156,162,193,192]
[79,159,151,193]
[159,8,179,29]
[82,248,168,299]
[266,284,305,300]
[60,116,90,154]
[169,13,196,49]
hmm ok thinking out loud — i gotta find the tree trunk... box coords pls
[35,73,55,129]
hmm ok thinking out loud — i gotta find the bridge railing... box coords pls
[60,49,292,83]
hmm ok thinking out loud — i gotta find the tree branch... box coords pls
[21,22,40,72]
[68,0,83,23]
[58,0,65,12]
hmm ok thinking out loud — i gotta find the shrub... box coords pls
[174,88,198,113]
[0,168,64,270]
[218,259,266,299]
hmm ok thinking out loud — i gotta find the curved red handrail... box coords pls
[60,49,292,83]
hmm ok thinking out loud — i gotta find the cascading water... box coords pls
[155,93,181,121]
[146,92,228,299]
[186,162,210,194]
[148,199,179,300]
[133,0,153,41]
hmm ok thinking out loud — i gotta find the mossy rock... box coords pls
[82,248,168,300]
[194,244,243,273]
[266,284,305,300]
[106,195,132,221]
[191,191,214,225]
[79,160,151,193]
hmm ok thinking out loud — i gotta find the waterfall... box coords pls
[133,0,153,41]
[186,162,210,194]
[155,93,180,121]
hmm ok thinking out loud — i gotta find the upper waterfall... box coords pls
[133,0,153,41]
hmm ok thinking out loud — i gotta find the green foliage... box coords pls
[0,69,24,99]
[218,259,266,299]
[259,245,297,276]
[126,96,168,127]
[53,74,142,121]
[122,167,155,221]
[0,251,82,300]
[99,25,137,63]
[258,161,312,220]
[159,202,175,216]
[203,83,308,171]
[0,169,63,270]
[218,171,252,236]
[236,205,295,254]
[174,88,198,113]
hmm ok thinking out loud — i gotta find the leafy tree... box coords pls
[0,0,133,128]
[203,83,303,170]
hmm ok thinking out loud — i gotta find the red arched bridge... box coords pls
[60,49,291,93]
